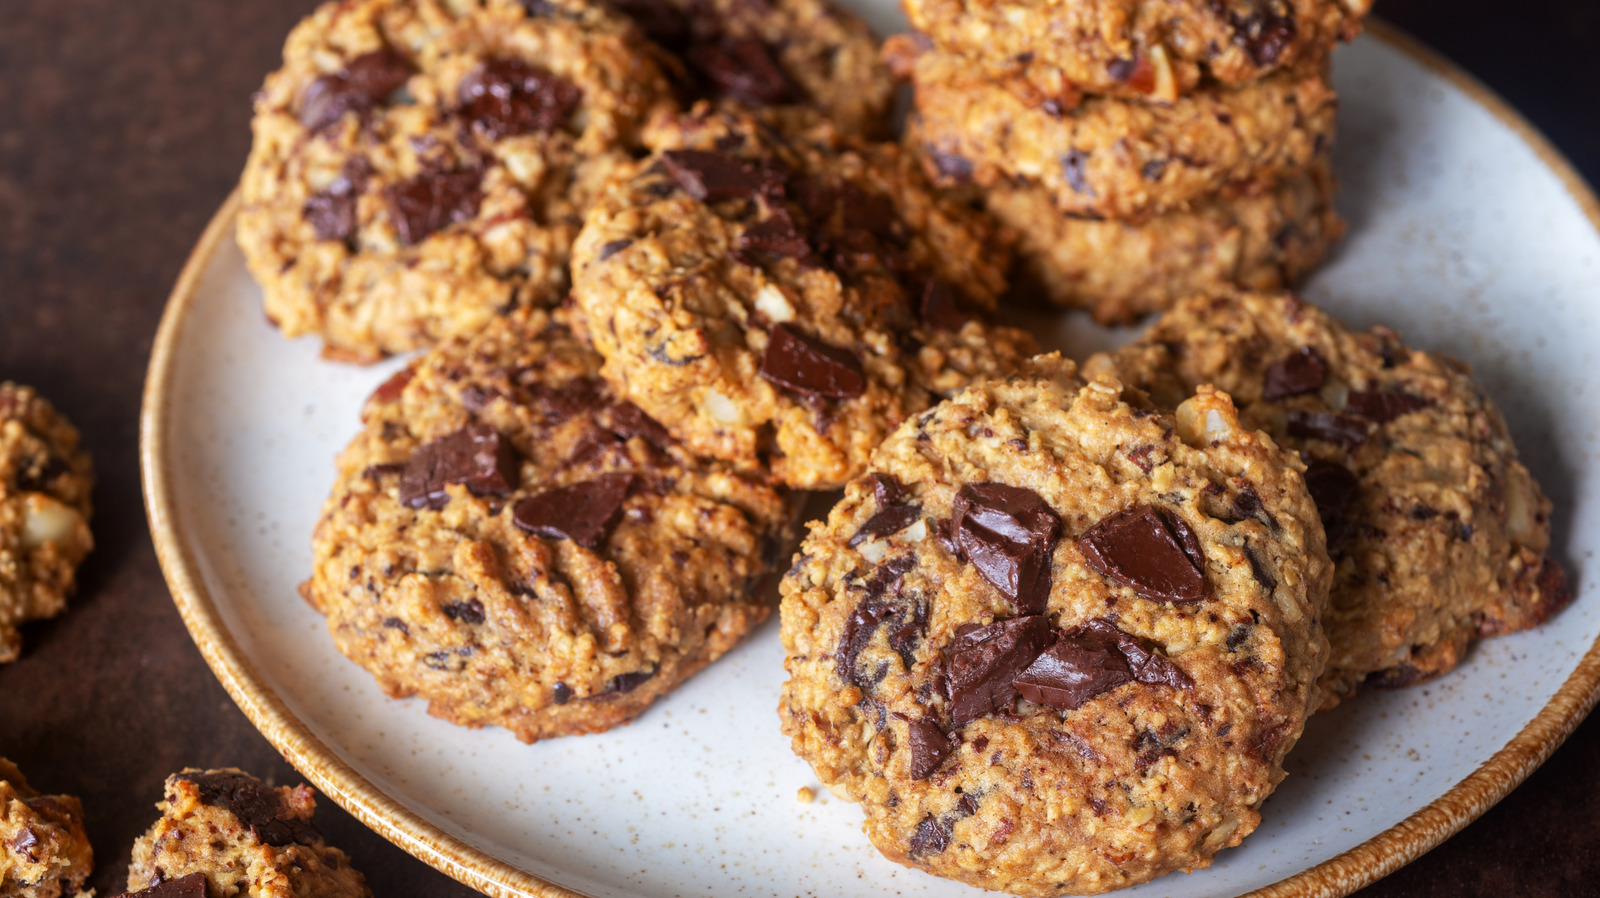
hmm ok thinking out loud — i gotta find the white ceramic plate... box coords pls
[142,21,1600,898]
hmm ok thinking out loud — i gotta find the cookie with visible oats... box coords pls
[572,105,1037,490]
[304,306,795,743]
[1086,291,1568,708]
[779,354,1332,895]
[0,759,92,898]
[897,0,1368,106]
[902,42,1337,220]
[980,156,1343,324]
[117,769,370,898]
[238,0,676,362]
[0,382,93,665]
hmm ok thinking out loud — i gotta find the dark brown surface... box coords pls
[0,1,1595,897]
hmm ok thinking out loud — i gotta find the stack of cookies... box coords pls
[889,0,1372,323]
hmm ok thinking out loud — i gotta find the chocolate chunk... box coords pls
[1128,445,1157,474]
[1286,409,1368,448]
[114,873,209,898]
[909,813,952,858]
[951,483,1061,614]
[382,617,410,635]
[306,178,360,242]
[1366,663,1425,689]
[660,149,787,202]
[919,280,969,332]
[1092,619,1192,691]
[1233,10,1296,66]
[1303,460,1358,509]
[738,207,810,258]
[551,682,574,704]
[686,37,797,105]
[1060,149,1094,196]
[868,473,902,506]
[1106,56,1139,82]
[927,150,973,183]
[183,771,321,847]
[598,238,633,260]
[1141,158,1169,182]
[458,59,581,140]
[604,664,657,694]
[1079,505,1209,604]
[8,825,38,859]
[836,556,917,684]
[520,376,606,424]
[441,599,486,624]
[512,472,635,548]
[1245,546,1277,592]
[386,167,483,245]
[608,0,689,45]
[299,51,412,132]
[1261,347,1327,400]
[759,324,865,399]
[1346,389,1429,423]
[945,615,1054,727]
[906,716,956,780]
[1012,625,1130,710]
[607,401,673,446]
[398,423,520,510]
[849,505,921,547]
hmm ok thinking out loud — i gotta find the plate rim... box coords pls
[139,20,1600,898]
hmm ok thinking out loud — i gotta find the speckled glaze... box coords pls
[142,22,1600,898]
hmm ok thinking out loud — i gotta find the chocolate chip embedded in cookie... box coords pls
[119,769,371,898]
[0,759,93,898]
[237,0,677,362]
[905,43,1337,220]
[304,306,796,742]
[976,155,1344,325]
[1086,291,1568,708]
[899,0,1368,105]
[573,106,1037,490]
[0,382,94,665]
[779,355,1332,894]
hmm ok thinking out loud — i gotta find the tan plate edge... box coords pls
[139,23,1600,898]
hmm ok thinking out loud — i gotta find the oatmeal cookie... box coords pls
[984,157,1342,324]
[238,0,676,362]
[1086,292,1568,708]
[0,759,92,898]
[0,383,93,665]
[595,0,893,138]
[573,106,1037,490]
[898,0,1368,105]
[905,45,1337,219]
[119,769,370,898]
[304,306,795,743]
[780,355,1332,894]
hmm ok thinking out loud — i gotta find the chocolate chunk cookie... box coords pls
[573,106,1037,489]
[903,43,1337,219]
[304,306,795,742]
[597,0,893,138]
[983,156,1343,324]
[780,355,1332,894]
[119,769,370,898]
[899,0,1368,105]
[0,383,94,665]
[0,759,92,898]
[238,0,676,362]
[1086,291,1567,707]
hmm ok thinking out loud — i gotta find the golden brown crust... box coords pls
[780,356,1332,894]
[305,306,796,742]
[0,383,94,665]
[0,760,92,898]
[573,105,1036,490]
[1086,291,1563,708]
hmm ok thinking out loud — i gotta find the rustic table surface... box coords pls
[1,1,1596,896]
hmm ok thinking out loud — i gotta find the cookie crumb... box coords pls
[796,787,815,804]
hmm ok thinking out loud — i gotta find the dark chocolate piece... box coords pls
[598,238,633,260]
[441,599,486,624]
[305,177,360,242]
[1232,8,1296,66]
[1060,149,1094,196]
[849,505,921,547]
[1286,410,1368,447]
[867,472,902,505]
[835,556,917,685]
[1345,389,1429,423]
[906,716,956,780]
[759,324,866,399]
[952,483,1061,614]
[1012,625,1131,710]
[919,280,969,332]
[1261,347,1327,400]
[660,149,786,202]
[513,472,635,548]
[113,873,209,898]
[1078,505,1209,603]
[686,36,797,105]
[604,664,658,694]
[299,50,412,132]
[1093,618,1192,691]
[386,167,483,245]
[607,401,673,446]
[398,423,520,510]
[458,59,581,140]
[945,615,1054,727]
[182,771,321,847]
[608,0,689,45]
[927,150,973,183]
[738,207,810,259]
